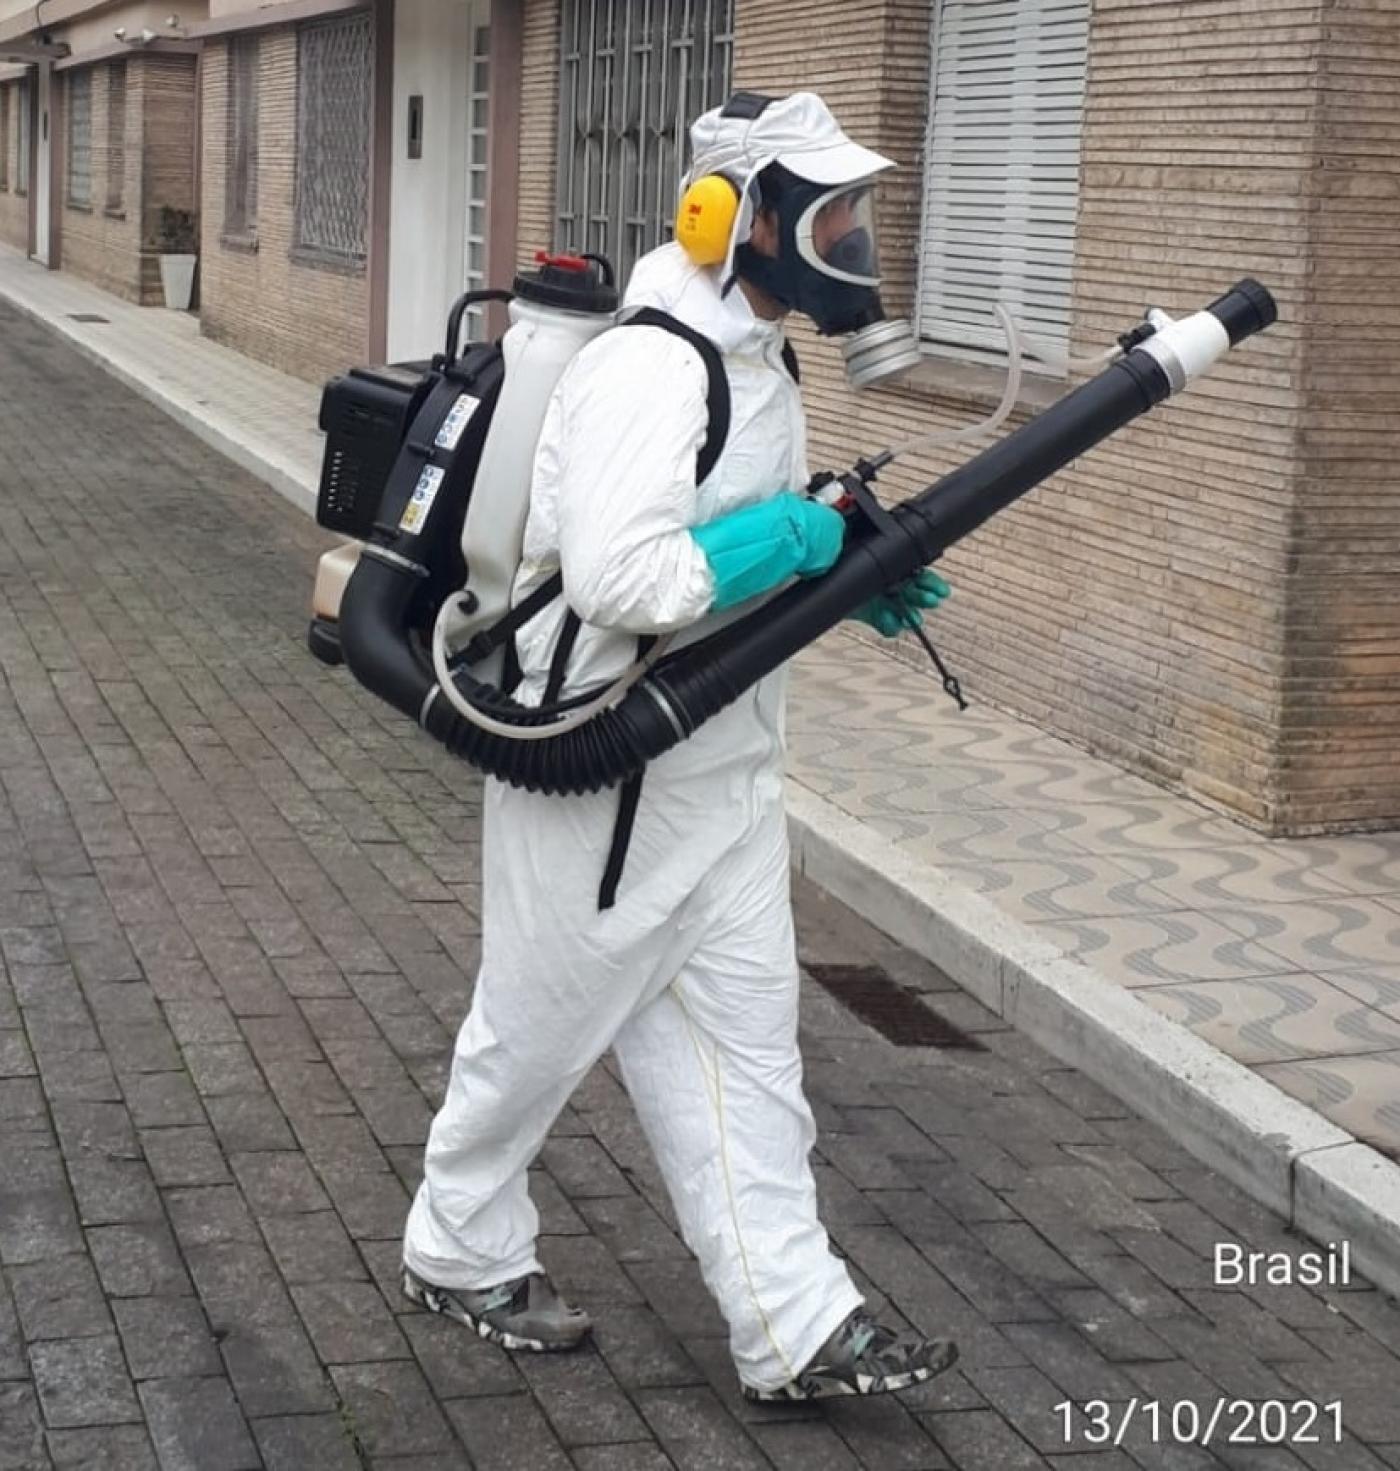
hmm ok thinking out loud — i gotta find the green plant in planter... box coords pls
[156,206,198,254]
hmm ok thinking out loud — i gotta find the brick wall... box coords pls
[199,28,370,385]
[516,0,558,267]
[0,80,27,251]
[58,55,196,304]
[735,0,1394,834]
[1278,5,1400,830]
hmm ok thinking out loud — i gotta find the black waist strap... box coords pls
[597,634,656,911]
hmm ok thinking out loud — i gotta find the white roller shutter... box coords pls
[916,0,1090,365]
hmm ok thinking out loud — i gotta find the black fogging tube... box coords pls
[343,280,1276,795]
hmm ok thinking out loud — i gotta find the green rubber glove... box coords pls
[850,569,951,638]
[691,493,846,611]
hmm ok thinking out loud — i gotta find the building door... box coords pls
[386,0,489,362]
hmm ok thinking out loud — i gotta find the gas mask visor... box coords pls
[791,178,922,389]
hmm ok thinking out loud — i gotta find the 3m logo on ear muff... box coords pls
[675,174,741,266]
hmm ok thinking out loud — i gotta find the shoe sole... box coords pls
[401,1271,591,1354]
[741,1338,959,1402]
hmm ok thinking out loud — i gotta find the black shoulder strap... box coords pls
[621,306,731,486]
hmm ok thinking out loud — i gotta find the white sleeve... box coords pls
[550,327,718,634]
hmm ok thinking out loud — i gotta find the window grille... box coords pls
[294,11,372,265]
[463,18,491,343]
[225,33,259,237]
[0,85,9,192]
[916,0,1090,366]
[106,61,126,210]
[67,69,92,208]
[15,79,29,195]
[556,0,734,288]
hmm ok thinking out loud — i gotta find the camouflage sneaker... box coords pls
[401,1264,592,1353]
[742,1311,958,1401]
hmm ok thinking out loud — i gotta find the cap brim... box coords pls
[773,138,895,185]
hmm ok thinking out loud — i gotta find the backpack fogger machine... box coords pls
[309,258,1277,796]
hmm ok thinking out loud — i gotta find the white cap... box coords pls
[682,91,896,277]
[686,91,895,188]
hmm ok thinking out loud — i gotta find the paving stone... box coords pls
[138,1126,230,1189]
[316,1165,411,1239]
[65,1153,164,1227]
[0,1032,35,1079]
[570,1446,678,1471]
[119,1072,207,1129]
[516,1348,650,1446]
[138,1376,261,1471]
[46,1424,160,1470]
[922,1408,1047,1469]
[750,1420,863,1471]
[622,1259,721,1334]
[29,1334,141,1428]
[7,1255,110,1341]
[290,1280,409,1364]
[98,1021,182,1075]
[164,1186,261,1248]
[539,1136,634,1200]
[229,1151,330,1214]
[32,1052,121,1105]
[162,1001,243,1047]
[921,1242,1057,1323]
[574,1194,689,1262]
[0,1286,26,1380]
[259,1210,366,1284]
[203,1093,297,1154]
[634,1386,771,1471]
[220,1319,337,1417]
[329,1361,457,1458]
[181,1043,264,1099]
[353,1085,434,1147]
[444,1393,574,1469]
[397,1309,526,1399]
[1047,1288,1177,1364]
[289,1113,389,1174]
[0,1382,47,1470]
[86,1222,191,1297]
[0,1185,86,1266]
[250,1413,362,1471]
[112,1297,222,1380]
[589,1304,705,1391]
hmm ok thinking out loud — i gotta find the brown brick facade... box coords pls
[198,26,370,385]
[56,54,197,304]
[0,80,29,251]
[516,0,559,270]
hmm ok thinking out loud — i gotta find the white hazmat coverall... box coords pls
[402,241,864,1391]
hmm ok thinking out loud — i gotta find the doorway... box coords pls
[386,0,490,363]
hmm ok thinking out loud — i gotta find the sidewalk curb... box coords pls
[786,781,1400,1298]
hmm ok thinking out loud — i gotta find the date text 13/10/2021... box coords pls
[1057,1399,1344,1450]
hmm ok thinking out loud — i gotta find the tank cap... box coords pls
[513,251,618,314]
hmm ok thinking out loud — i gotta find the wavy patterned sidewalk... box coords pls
[787,638,1400,1155]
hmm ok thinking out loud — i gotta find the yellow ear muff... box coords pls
[675,174,741,267]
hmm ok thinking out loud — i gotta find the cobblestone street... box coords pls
[4,301,1400,1470]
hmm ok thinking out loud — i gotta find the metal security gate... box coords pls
[556,0,734,289]
[463,9,492,342]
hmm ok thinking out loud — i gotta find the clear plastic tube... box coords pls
[429,595,674,739]
[880,307,1122,465]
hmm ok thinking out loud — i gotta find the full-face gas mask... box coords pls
[731,163,921,388]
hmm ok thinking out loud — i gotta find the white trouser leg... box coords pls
[402,781,695,1289]
[612,815,863,1390]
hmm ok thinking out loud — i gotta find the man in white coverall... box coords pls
[402,91,956,1401]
